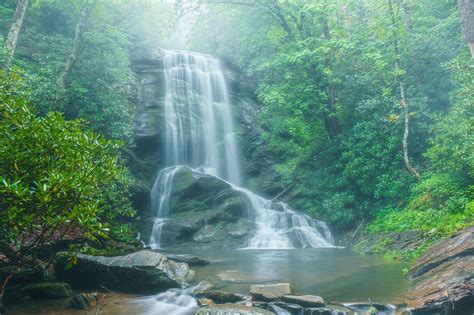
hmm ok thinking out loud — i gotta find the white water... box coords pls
[150,50,334,249]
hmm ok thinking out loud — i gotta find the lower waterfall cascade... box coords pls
[149,49,334,249]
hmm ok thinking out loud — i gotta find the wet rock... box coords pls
[54,250,194,293]
[303,304,354,315]
[20,282,73,299]
[164,253,211,266]
[71,292,101,310]
[195,304,275,315]
[194,290,247,304]
[198,298,215,307]
[250,283,294,301]
[282,295,325,307]
[268,301,303,314]
[343,303,395,313]
[405,226,474,315]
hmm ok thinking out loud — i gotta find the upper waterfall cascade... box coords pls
[150,50,334,249]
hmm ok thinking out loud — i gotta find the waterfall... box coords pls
[150,50,334,249]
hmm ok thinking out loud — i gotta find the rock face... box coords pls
[154,166,257,249]
[250,283,294,301]
[54,250,194,294]
[405,226,474,314]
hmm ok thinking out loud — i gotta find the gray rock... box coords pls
[282,295,325,307]
[268,301,303,314]
[250,283,294,301]
[164,253,211,266]
[194,290,247,304]
[20,282,73,299]
[195,304,275,315]
[54,250,194,293]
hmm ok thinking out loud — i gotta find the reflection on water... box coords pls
[184,248,408,303]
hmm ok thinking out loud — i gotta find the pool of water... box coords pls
[179,248,408,303]
[8,248,409,314]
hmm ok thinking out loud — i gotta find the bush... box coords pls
[0,70,135,267]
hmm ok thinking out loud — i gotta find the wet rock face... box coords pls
[54,250,194,294]
[405,226,474,315]
[157,167,257,249]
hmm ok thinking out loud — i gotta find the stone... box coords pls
[164,253,211,266]
[198,298,215,307]
[54,250,194,293]
[268,301,303,314]
[194,290,247,304]
[71,292,102,310]
[405,226,474,314]
[195,304,275,315]
[282,295,325,307]
[20,282,73,299]
[303,304,354,315]
[250,283,294,301]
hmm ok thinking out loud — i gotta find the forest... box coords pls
[0,0,473,314]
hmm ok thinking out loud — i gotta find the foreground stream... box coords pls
[9,248,408,314]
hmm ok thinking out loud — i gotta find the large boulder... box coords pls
[405,226,474,314]
[54,250,194,294]
[154,166,257,249]
[250,283,294,301]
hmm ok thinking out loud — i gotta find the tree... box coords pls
[4,0,29,68]
[0,70,135,268]
[57,0,97,89]
[458,0,474,57]
[388,0,421,181]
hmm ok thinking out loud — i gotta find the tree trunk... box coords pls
[321,14,341,138]
[4,0,29,68]
[458,0,474,57]
[388,0,421,180]
[57,0,96,89]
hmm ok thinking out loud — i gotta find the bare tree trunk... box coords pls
[458,0,474,58]
[388,0,421,180]
[57,0,96,89]
[4,0,29,68]
[400,81,421,180]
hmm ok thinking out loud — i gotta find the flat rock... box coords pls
[164,253,211,266]
[405,226,474,314]
[282,295,325,307]
[195,304,275,315]
[250,283,294,301]
[54,250,194,293]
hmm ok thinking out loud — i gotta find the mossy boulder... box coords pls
[154,167,256,249]
[20,282,73,299]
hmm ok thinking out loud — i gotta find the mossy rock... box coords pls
[20,282,73,299]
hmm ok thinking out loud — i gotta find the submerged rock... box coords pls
[195,304,275,315]
[405,226,474,314]
[20,282,73,299]
[54,250,194,293]
[250,283,294,301]
[282,295,325,307]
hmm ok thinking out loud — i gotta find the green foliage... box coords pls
[0,70,135,266]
